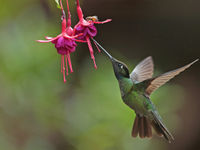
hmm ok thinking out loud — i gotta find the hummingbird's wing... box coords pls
[130,56,154,83]
[145,59,198,95]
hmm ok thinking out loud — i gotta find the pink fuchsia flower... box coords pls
[37,0,82,83]
[73,0,112,69]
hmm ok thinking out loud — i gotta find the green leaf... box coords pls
[54,0,61,9]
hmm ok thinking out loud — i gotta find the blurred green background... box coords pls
[0,0,199,150]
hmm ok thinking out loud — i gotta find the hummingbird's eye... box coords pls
[118,63,123,69]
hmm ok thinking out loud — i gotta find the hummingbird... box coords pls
[92,38,198,143]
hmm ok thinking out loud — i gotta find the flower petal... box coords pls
[87,25,97,37]
[94,19,112,24]
[74,23,84,31]
[74,39,87,43]
[36,40,52,43]
[63,33,83,39]
[45,36,53,40]
[37,34,61,43]
[56,37,65,48]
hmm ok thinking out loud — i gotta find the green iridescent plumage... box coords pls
[92,38,198,143]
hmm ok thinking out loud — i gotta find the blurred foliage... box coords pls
[54,0,61,9]
[54,0,60,7]
[0,0,197,150]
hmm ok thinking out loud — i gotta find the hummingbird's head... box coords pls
[91,38,130,79]
[111,58,130,79]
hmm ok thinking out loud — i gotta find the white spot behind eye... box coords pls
[118,63,123,69]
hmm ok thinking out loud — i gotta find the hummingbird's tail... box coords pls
[132,115,152,138]
[132,112,174,143]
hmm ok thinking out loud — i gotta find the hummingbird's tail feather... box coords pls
[144,117,153,138]
[131,112,173,142]
[132,115,152,138]
[150,111,174,143]
[132,115,139,137]
[138,116,145,138]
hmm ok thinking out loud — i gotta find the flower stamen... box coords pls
[93,40,101,53]
[65,55,69,75]
[61,55,63,73]
[66,51,73,73]
[86,36,97,69]
[62,55,66,83]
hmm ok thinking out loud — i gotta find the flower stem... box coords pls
[60,0,65,17]
[76,0,80,6]
[66,0,71,27]
[60,0,67,33]
[76,0,84,21]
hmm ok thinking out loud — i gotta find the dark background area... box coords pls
[0,0,199,150]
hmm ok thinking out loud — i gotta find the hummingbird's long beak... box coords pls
[91,38,113,60]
